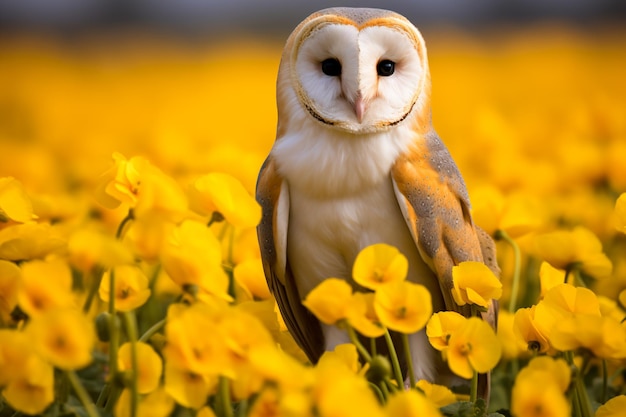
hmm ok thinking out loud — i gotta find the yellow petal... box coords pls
[415,380,457,407]
[596,395,626,417]
[451,261,502,308]
[100,265,151,312]
[302,278,352,325]
[0,177,34,224]
[447,317,501,378]
[118,342,163,394]
[164,363,218,409]
[385,389,443,417]
[538,262,565,299]
[2,354,54,415]
[374,281,432,334]
[25,308,96,370]
[352,243,408,290]
[426,311,467,351]
[233,258,271,299]
[348,291,385,338]
[188,173,261,229]
[615,193,626,234]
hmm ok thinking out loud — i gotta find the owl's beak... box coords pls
[354,93,367,123]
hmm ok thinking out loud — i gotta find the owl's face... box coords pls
[286,9,429,135]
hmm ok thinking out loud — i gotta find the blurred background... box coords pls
[1,0,626,374]
[1,0,625,239]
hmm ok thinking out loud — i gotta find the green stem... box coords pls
[601,359,608,404]
[138,318,166,343]
[401,334,416,389]
[217,377,234,417]
[383,329,404,389]
[370,337,377,357]
[122,312,140,417]
[226,225,236,301]
[67,370,100,417]
[82,267,103,313]
[116,210,134,239]
[565,351,593,417]
[495,230,521,313]
[345,324,372,363]
[470,370,478,404]
[369,382,385,404]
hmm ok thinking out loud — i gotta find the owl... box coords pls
[256,7,498,395]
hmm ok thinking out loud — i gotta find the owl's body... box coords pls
[257,7,498,393]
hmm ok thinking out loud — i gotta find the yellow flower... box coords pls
[94,153,187,220]
[99,265,152,312]
[248,343,313,391]
[614,193,626,234]
[352,243,408,290]
[18,258,75,317]
[94,152,143,209]
[2,353,54,415]
[0,260,20,324]
[511,357,570,417]
[0,177,35,225]
[247,387,281,417]
[498,310,527,360]
[374,280,432,334]
[197,406,218,417]
[538,261,566,299]
[0,329,35,385]
[347,292,385,338]
[415,380,457,407]
[596,395,626,417]
[0,222,66,261]
[522,356,571,393]
[451,261,502,308]
[25,308,96,370]
[598,295,626,323]
[233,257,271,300]
[188,172,261,229]
[513,306,553,355]
[541,283,601,316]
[619,289,626,312]
[164,363,218,409]
[115,387,175,417]
[315,355,386,417]
[163,302,231,376]
[133,161,188,220]
[160,220,231,301]
[445,317,501,379]
[384,389,443,417]
[123,212,176,262]
[426,311,467,351]
[118,342,163,394]
[470,186,542,238]
[549,314,626,359]
[531,226,612,279]
[302,278,353,325]
[221,308,275,399]
[68,228,134,272]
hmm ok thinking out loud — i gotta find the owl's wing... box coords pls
[391,130,499,324]
[256,155,324,363]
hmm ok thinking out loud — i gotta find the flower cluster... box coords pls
[1,26,626,417]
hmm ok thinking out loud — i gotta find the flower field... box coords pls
[1,24,626,417]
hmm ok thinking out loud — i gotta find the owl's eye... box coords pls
[321,58,342,76]
[377,60,395,76]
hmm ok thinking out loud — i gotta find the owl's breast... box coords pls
[271,122,415,198]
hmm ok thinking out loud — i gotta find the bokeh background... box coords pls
[1,0,626,302]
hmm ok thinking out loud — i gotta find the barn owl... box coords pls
[256,7,498,395]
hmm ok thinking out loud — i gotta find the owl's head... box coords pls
[277,7,431,136]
